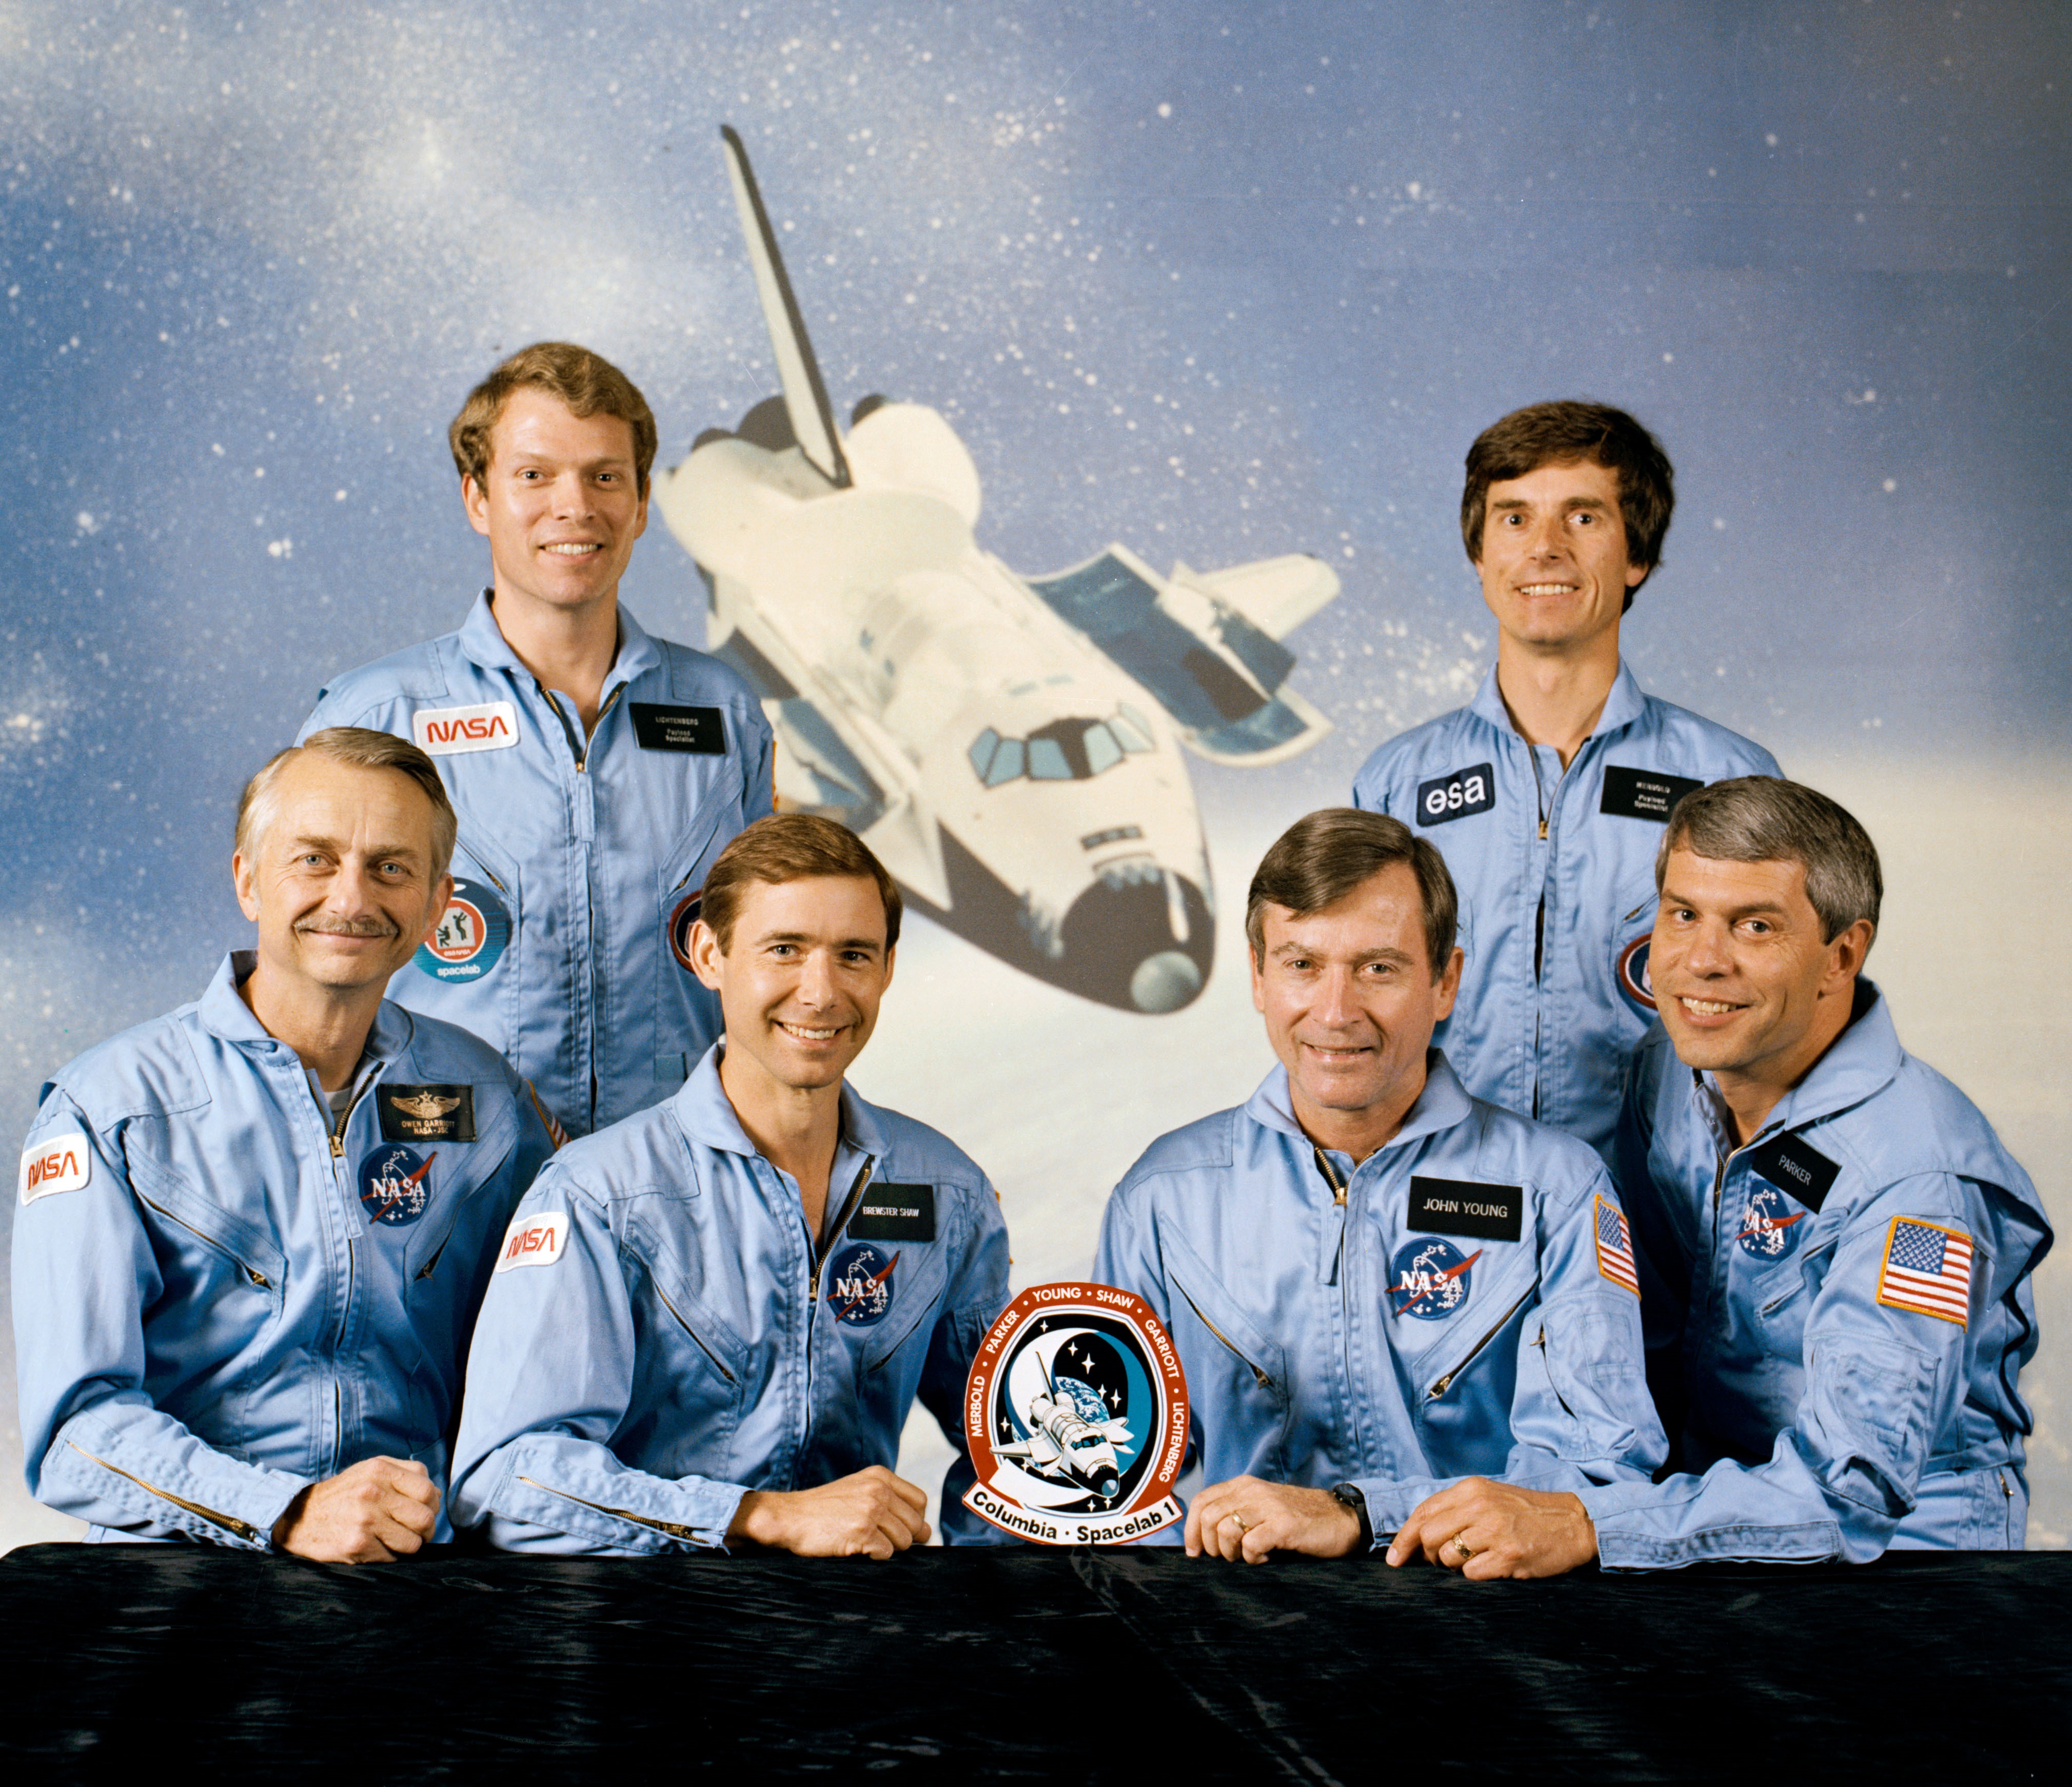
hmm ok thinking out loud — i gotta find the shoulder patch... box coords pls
[1600,765,1703,823]
[1593,1194,1641,1295]
[1876,1217,1972,1327]
[20,1132,91,1205]
[412,700,519,755]
[1415,762,1496,826]
[495,1209,568,1272]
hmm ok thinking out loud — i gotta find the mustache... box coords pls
[295,915,400,938]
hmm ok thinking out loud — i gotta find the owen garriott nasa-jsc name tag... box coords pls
[630,703,727,754]
[377,1084,478,1143]
[1408,1177,1524,1243]
[847,1183,937,1242]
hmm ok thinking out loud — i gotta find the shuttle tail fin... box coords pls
[719,124,851,488]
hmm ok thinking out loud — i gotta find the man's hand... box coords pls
[1183,1476,1363,1564]
[271,1457,440,1563]
[1385,1478,1597,1580]
[727,1466,930,1559]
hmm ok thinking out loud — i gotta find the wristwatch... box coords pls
[1328,1482,1373,1549]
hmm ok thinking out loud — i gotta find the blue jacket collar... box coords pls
[1244,1048,1475,1158]
[673,1042,888,1162]
[1468,656,1647,741]
[200,951,415,1065]
[457,589,662,694]
[1701,979,1901,1143]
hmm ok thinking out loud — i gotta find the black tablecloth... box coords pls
[1,1544,2066,1780]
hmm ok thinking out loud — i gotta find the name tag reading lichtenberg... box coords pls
[629,703,727,754]
[1408,1177,1523,1243]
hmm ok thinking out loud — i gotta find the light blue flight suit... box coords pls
[302,594,774,1136]
[1586,984,2050,1566]
[12,953,556,1548]
[1352,661,1779,1156]
[449,1047,1011,1551]
[1093,1053,1667,1540]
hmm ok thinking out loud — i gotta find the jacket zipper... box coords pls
[807,1158,878,1305]
[1175,1284,1274,1390]
[516,1474,701,1541]
[133,1191,271,1289]
[68,1440,264,1545]
[654,1285,739,1382]
[1428,1286,1536,1400]
[1311,1147,1347,1207]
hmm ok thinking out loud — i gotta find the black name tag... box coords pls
[848,1183,936,1242]
[1601,765,1703,823]
[1747,1133,1840,1212]
[377,1084,477,1143]
[1409,1177,1523,1243]
[1415,762,1496,827]
[630,703,727,754]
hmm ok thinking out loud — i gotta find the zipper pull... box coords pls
[330,1132,344,1159]
[1538,816,1549,840]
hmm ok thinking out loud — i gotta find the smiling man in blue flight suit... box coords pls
[1391,778,2050,1573]
[302,342,774,1139]
[13,730,555,1560]
[450,815,1011,1556]
[1353,402,1779,1160]
[1093,809,1666,1569]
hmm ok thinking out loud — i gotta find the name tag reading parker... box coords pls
[1408,1177,1524,1243]
[378,1084,478,1143]
[847,1183,936,1243]
[630,703,727,754]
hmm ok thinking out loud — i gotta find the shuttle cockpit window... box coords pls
[968,710,1154,789]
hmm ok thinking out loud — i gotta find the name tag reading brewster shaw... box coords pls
[630,703,727,754]
[847,1184,937,1243]
[1408,1177,1524,1244]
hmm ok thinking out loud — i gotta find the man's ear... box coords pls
[231,851,263,923]
[462,474,490,538]
[1824,919,1875,992]
[688,917,726,993]
[1433,946,1465,1022]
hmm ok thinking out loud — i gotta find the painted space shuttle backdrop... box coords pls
[2,2,2067,1549]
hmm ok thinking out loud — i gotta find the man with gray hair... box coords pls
[13,728,556,1561]
[1387,776,2050,1572]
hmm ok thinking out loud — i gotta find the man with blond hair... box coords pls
[302,342,774,1139]
[13,729,555,1560]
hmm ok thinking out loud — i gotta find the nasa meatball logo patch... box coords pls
[415,877,510,984]
[962,1282,1189,1546]
[825,1241,898,1326]
[1738,1183,1808,1261]
[358,1144,436,1226]
[1389,1236,1478,1321]
[1615,936,1657,1014]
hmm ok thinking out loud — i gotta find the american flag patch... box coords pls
[527,1081,569,1152]
[1594,1195,1640,1296]
[1876,1217,1972,1327]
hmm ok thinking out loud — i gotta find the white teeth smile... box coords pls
[1680,997,1740,1016]
[544,542,602,556]
[780,1023,839,1040]
[1516,582,1577,596]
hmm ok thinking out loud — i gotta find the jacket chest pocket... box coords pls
[408,836,523,1051]
[1162,1230,1290,1430]
[1391,1241,1537,1403]
[124,1153,290,1339]
[653,771,748,1045]
[1607,866,1661,1023]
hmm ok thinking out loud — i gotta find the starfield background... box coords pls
[3,1,2067,1547]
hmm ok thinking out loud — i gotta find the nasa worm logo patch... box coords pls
[1738,1183,1809,1261]
[1616,936,1656,1014]
[825,1241,898,1325]
[1389,1236,1479,1321]
[667,889,703,973]
[415,877,510,983]
[962,1282,1189,1546]
[358,1144,436,1227]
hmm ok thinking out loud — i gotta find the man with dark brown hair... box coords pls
[302,342,774,1138]
[1354,400,1779,1160]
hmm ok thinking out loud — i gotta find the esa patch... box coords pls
[19,1132,91,1205]
[1389,1236,1479,1321]
[630,703,727,754]
[412,700,519,756]
[414,878,510,984]
[359,1144,436,1226]
[1615,936,1657,1014]
[847,1184,937,1243]
[1600,765,1703,823]
[377,1083,476,1143]
[826,1241,899,1325]
[1415,762,1496,827]
[667,889,703,973]
[1594,1195,1641,1295]
[1876,1217,1972,1327]
[1747,1132,1840,1213]
[1736,1183,1808,1261]
[495,1210,568,1272]
[1408,1177,1522,1244]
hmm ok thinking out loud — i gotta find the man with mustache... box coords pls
[301,342,773,1141]
[451,815,1010,1556]
[1353,401,1779,1163]
[13,730,556,1560]
[1387,778,2050,1572]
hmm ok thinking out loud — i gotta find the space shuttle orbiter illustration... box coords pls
[655,126,1340,1013]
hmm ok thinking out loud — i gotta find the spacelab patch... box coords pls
[415,878,510,984]
[1737,1183,1808,1261]
[1594,1195,1641,1296]
[1415,762,1496,827]
[1615,936,1657,1015]
[1409,1177,1522,1244]
[666,889,703,973]
[412,700,519,756]
[495,1210,567,1272]
[1877,1217,1972,1327]
[1600,765,1703,823]
[847,1183,936,1243]
[825,1241,899,1326]
[377,1083,477,1143]
[1389,1236,1479,1321]
[19,1132,91,1205]
[1747,1132,1840,1213]
[359,1144,436,1226]
[630,703,727,754]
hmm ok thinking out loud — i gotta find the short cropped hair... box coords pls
[1461,400,1675,606]
[235,728,458,878]
[1659,776,1882,945]
[1246,808,1458,976]
[700,815,903,953]
[448,341,659,496]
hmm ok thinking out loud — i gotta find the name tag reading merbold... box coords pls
[377,1084,478,1143]
[1747,1133,1840,1212]
[1600,765,1704,822]
[630,703,727,754]
[847,1183,937,1242]
[1408,1177,1524,1243]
